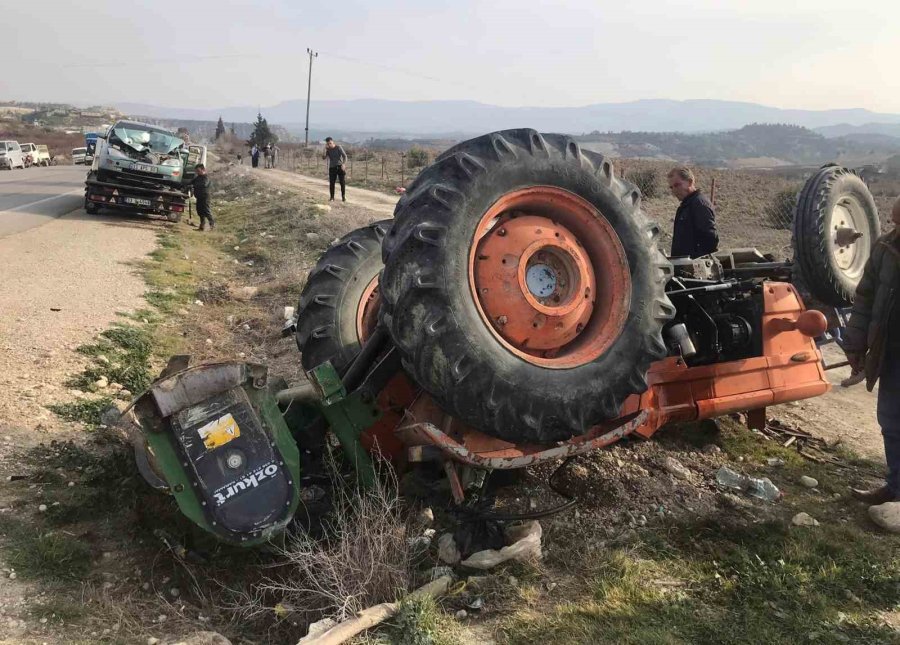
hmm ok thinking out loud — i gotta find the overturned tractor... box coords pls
[131,131,879,545]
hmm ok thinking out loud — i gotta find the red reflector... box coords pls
[172,205,184,212]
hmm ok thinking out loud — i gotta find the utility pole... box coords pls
[304,48,318,147]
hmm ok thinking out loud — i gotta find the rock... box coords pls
[96,355,110,365]
[120,389,132,399]
[171,632,231,645]
[233,246,240,251]
[418,507,434,525]
[702,444,722,454]
[68,481,75,487]
[100,403,125,428]
[242,324,251,332]
[283,306,295,321]
[205,338,213,345]
[170,587,180,598]
[663,456,691,480]
[8,572,16,580]
[109,382,123,391]
[766,457,785,467]
[313,204,332,212]
[147,638,161,645]
[38,504,47,512]
[141,582,150,591]
[437,533,461,564]
[194,300,204,306]
[791,512,820,527]
[305,232,320,240]
[868,501,900,533]
[94,376,109,389]
[799,476,819,488]
[157,615,167,623]
[455,609,468,620]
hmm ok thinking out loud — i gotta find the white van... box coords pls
[0,141,25,169]
[72,147,87,165]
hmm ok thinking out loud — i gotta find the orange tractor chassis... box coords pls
[372,282,829,494]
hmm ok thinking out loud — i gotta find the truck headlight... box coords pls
[161,159,181,167]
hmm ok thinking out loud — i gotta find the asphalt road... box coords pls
[0,164,88,238]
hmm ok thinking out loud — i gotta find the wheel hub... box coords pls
[831,197,868,275]
[468,186,631,367]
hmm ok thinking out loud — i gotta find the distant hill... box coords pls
[113,98,900,139]
[814,122,900,140]
[575,124,900,167]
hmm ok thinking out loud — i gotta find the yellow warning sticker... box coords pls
[197,413,241,450]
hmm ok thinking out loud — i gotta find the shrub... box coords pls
[406,147,430,168]
[765,187,799,230]
[626,168,661,200]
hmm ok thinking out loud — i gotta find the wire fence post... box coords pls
[401,153,405,185]
[381,157,385,179]
[365,152,368,181]
[710,177,717,207]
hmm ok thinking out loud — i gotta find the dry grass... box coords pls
[231,459,418,631]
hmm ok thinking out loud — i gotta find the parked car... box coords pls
[0,141,25,169]
[20,143,51,167]
[72,147,88,165]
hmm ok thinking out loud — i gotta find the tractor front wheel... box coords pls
[295,220,392,373]
[380,129,674,443]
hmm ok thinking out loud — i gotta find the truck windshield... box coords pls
[0,143,7,151]
[73,148,86,155]
[111,125,183,155]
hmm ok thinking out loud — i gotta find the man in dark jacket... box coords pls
[190,163,214,231]
[845,198,900,506]
[323,137,347,202]
[667,167,719,258]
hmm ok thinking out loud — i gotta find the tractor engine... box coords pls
[663,251,782,366]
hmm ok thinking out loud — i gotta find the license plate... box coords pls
[124,196,152,207]
[130,162,155,173]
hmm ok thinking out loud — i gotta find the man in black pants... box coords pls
[190,163,215,231]
[667,166,718,258]
[323,137,347,202]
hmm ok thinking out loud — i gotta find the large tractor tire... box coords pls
[295,220,392,373]
[793,164,880,306]
[380,129,674,444]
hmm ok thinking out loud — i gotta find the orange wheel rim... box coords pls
[356,275,381,343]
[468,186,631,368]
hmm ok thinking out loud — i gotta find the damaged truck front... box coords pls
[84,120,206,222]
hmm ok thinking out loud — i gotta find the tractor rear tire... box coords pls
[380,128,674,444]
[793,164,880,306]
[84,198,99,215]
[296,220,393,373]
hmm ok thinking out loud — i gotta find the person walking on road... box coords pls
[189,163,215,231]
[250,144,260,168]
[667,166,719,258]
[846,198,900,517]
[323,137,347,202]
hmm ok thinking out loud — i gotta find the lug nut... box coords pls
[497,228,507,237]
[497,315,508,325]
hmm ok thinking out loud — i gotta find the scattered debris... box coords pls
[761,419,845,467]
[437,533,461,565]
[715,466,782,502]
[455,609,468,620]
[418,507,434,525]
[766,457,785,467]
[460,520,542,570]
[792,512,820,527]
[283,306,295,321]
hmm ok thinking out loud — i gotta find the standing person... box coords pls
[251,144,260,168]
[189,163,215,231]
[271,143,279,169]
[323,137,347,202]
[667,166,719,258]
[264,144,272,169]
[846,198,900,515]
[237,152,243,165]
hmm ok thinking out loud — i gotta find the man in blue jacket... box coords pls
[667,166,719,258]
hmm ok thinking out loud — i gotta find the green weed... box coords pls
[47,397,115,429]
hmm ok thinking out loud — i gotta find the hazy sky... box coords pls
[3,0,899,112]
